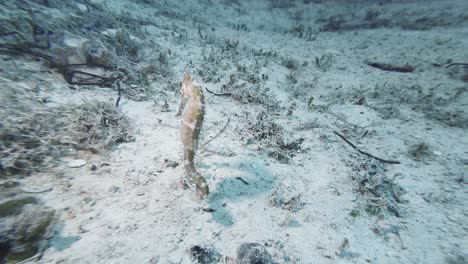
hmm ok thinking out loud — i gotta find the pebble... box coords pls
[76,3,89,13]
[164,159,179,168]
[68,159,87,168]
[108,186,120,193]
[433,151,442,156]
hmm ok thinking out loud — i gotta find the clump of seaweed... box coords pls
[348,159,406,217]
[328,82,468,128]
[0,84,133,176]
[314,53,334,71]
[244,111,303,163]
[0,85,62,176]
[281,58,299,70]
[270,0,296,9]
[222,73,277,109]
[408,143,430,161]
[59,100,134,151]
[247,112,284,144]
[316,2,468,32]
[446,63,468,83]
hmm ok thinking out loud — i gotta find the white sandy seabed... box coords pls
[5,0,468,263]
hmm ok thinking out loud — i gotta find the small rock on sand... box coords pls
[67,159,87,168]
[237,243,274,264]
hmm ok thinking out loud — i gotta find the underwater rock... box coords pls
[6,204,54,262]
[52,32,89,65]
[0,197,38,217]
[86,43,114,68]
[0,197,54,263]
[189,245,221,264]
[236,243,274,264]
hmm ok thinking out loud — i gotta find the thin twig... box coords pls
[201,117,230,149]
[0,44,54,61]
[21,188,53,194]
[0,32,19,37]
[445,63,468,68]
[64,70,120,86]
[333,131,400,164]
[62,63,93,68]
[198,27,204,40]
[16,253,40,264]
[236,177,249,185]
[115,79,122,107]
[361,130,369,138]
[205,87,232,96]
[62,63,113,70]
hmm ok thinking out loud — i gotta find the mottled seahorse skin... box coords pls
[178,74,209,199]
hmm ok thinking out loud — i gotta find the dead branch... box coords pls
[366,61,414,73]
[63,70,121,86]
[0,44,54,61]
[205,87,232,96]
[333,131,401,164]
[0,44,122,87]
[201,117,230,149]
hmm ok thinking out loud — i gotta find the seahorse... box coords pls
[177,74,209,199]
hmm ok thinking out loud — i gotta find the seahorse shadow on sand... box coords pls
[205,160,275,226]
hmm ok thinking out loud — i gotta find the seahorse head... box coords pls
[180,73,201,98]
